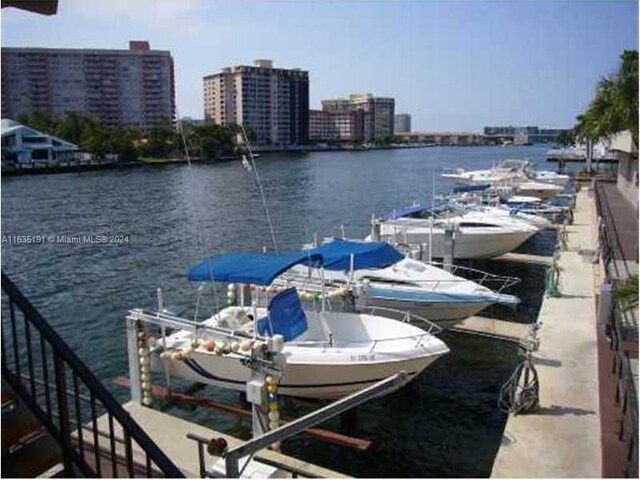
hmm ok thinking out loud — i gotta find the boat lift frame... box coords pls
[222,371,407,478]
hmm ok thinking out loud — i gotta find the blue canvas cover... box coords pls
[257,288,308,341]
[452,184,491,193]
[187,252,323,285]
[380,201,449,220]
[303,238,403,271]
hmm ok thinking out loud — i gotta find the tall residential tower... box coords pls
[394,113,411,133]
[1,41,175,132]
[322,93,395,143]
[203,60,309,145]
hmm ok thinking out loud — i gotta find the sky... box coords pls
[1,0,638,131]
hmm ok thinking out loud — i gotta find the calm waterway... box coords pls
[2,144,557,476]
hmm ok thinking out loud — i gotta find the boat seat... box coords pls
[215,307,252,330]
[257,288,308,342]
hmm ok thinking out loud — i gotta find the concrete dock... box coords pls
[492,252,554,267]
[91,401,348,477]
[449,316,532,344]
[491,188,602,477]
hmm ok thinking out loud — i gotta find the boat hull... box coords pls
[377,226,536,259]
[150,349,444,399]
[359,296,492,327]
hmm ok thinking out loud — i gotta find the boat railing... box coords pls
[287,331,436,353]
[361,305,443,335]
[127,308,267,343]
[426,262,522,293]
[280,270,519,300]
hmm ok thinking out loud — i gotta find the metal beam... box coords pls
[224,371,407,477]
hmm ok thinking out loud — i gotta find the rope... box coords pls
[498,355,539,414]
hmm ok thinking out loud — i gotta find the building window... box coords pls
[31,149,49,160]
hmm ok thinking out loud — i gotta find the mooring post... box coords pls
[370,214,381,241]
[443,224,457,272]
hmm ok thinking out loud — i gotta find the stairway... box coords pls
[1,380,63,478]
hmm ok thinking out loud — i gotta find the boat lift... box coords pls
[125,303,409,477]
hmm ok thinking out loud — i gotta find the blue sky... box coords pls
[2,0,638,131]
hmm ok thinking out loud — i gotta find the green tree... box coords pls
[576,50,638,148]
[191,124,236,159]
[16,110,60,136]
[142,118,178,157]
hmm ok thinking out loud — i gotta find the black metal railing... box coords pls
[1,272,184,478]
[609,301,639,478]
[593,181,638,478]
[594,180,634,281]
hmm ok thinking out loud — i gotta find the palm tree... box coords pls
[575,50,638,150]
[613,274,638,312]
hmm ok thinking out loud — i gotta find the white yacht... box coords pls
[442,159,569,197]
[441,159,530,185]
[531,170,570,186]
[370,202,539,259]
[143,251,449,399]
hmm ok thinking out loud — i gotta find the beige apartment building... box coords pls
[322,93,395,143]
[309,109,364,144]
[1,41,175,132]
[203,60,309,145]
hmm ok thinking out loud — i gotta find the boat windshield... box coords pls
[498,159,528,170]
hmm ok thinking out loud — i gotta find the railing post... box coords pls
[54,356,74,475]
[597,283,613,326]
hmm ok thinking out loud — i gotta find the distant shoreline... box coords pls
[1,143,551,177]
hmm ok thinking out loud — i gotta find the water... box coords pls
[2,145,554,476]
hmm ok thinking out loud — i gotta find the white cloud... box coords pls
[65,0,203,37]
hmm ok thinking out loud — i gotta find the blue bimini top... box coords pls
[303,238,403,271]
[187,251,323,285]
[380,201,449,220]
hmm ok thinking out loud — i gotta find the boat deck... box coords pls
[491,188,602,477]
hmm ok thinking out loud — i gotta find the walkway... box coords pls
[491,188,602,477]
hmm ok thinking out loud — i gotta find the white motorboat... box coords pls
[531,170,570,186]
[441,159,529,186]
[452,201,553,229]
[511,181,564,200]
[143,251,449,399]
[504,197,570,222]
[370,202,539,259]
[442,159,569,196]
[278,238,520,326]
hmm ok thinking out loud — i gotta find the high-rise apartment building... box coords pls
[1,41,175,132]
[309,109,364,144]
[203,60,309,145]
[322,93,395,142]
[394,113,411,133]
